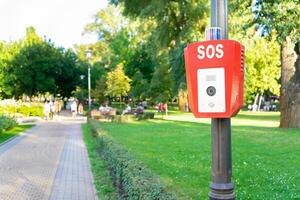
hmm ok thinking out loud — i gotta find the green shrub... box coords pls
[0,106,17,116]
[88,119,178,200]
[94,113,155,123]
[17,104,43,117]
[0,103,44,117]
[136,112,155,121]
[0,116,17,133]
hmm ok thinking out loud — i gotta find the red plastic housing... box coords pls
[184,40,245,118]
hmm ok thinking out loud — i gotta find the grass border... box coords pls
[82,123,117,200]
[0,124,34,145]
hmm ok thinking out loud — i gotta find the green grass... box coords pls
[159,111,280,127]
[98,112,300,199]
[81,124,116,200]
[0,124,34,144]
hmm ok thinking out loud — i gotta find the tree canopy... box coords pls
[0,27,84,98]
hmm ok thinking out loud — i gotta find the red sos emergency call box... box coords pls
[184,40,245,118]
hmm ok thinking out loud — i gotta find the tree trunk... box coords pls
[252,93,259,111]
[178,89,188,111]
[279,38,299,128]
[258,92,264,111]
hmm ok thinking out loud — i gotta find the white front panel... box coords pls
[197,68,226,113]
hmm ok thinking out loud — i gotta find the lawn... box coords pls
[0,124,34,144]
[98,112,300,199]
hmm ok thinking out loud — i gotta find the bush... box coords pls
[94,112,155,123]
[0,103,44,117]
[17,104,44,117]
[136,112,155,121]
[88,119,178,200]
[0,116,17,133]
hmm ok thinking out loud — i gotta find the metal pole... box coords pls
[209,0,235,199]
[88,64,91,112]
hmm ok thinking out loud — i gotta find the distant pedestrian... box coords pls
[184,101,189,112]
[157,103,163,112]
[78,103,84,115]
[43,101,50,120]
[54,100,60,116]
[135,103,144,115]
[122,104,132,115]
[49,100,54,119]
[71,101,77,118]
[163,103,168,115]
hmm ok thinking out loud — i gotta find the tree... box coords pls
[243,33,281,103]
[0,41,22,97]
[109,0,209,100]
[1,27,82,98]
[130,70,149,101]
[92,75,107,105]
[109,0,208,47]
[149,63,172,103]
[253,0,300,127]
[105,63,131,103]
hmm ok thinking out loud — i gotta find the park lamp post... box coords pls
[85,49,92,112]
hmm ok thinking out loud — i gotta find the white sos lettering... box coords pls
[197,44,224,59]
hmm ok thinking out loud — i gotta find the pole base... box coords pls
[209,182,235,200]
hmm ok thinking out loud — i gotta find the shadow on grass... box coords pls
[236,112,280,122]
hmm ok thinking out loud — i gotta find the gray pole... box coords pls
[209,0,235,199]
[88,65,91,112]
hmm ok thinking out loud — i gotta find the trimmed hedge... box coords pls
[88,119,178,200]
[136,112,155,121]
[0,116,17,133]
[94,112,155,123]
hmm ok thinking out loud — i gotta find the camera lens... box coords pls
[206,86,216,96]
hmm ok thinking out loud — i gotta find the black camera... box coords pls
[206,86,216,96]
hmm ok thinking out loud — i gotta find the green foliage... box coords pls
[106,64,131,98]
[253,0,300,44]
[130,71,149,100]
[92,76,108,104]
[135,112,155,121]
[85,5,127,42]
[244,33,281,101]
[81,124,117,199]
[125,44,155,82]
[0,101,44,117]
[150,64,172,103]
[0,116,17,133]
[92,112,155,123]
[88,119,178,200]
[0,27,83,98]
[17,105,44,117]
[169,43,187,95]
[110,0,208,47]
[0,124,33,144]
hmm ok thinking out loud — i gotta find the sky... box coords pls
[0,0,108,48]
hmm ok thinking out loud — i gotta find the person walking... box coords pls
[43,101,50,120]
[78,103,84,115]
[49,100,54,120]
[71,101,78,118]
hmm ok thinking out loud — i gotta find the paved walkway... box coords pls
[0,112,98,200]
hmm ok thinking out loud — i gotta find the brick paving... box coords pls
[0,113,98,200]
